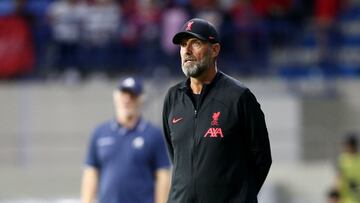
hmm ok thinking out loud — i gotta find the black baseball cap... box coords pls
[117,77,143,96]
[172,18,219,44]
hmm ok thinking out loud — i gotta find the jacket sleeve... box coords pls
[241,89,272,193]
[162,90,174,163]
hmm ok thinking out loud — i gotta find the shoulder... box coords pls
[215,72,249,98]
[140,121,165,143]
[95,120,112,130]
[92,120,113,137]
[163,80,187,110]
[142,121,162,136]
[220,72,247,91]
[164,81,184,98]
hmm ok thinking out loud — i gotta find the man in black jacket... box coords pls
[162,18,272,203]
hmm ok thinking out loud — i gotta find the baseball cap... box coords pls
[117,77,143,96]
[172,18,219,44]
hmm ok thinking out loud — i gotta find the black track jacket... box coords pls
[162,71,272,203]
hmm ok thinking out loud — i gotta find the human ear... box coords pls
[211,43,220,57]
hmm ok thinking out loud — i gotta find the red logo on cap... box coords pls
[186,21,194,31]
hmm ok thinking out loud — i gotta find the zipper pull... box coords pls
[194,110,197,118]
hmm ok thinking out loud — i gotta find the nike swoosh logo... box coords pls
[172,117,183,124]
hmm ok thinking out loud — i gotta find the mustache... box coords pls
[183,57,196,62]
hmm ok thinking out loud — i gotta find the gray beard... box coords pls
[181,56,210,78]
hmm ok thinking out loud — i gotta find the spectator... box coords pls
[314,0,343,74]
[47,0,83,76]
[336,132,360,203]
[253,0,295,47]
[116,0,142,72]
[0,0,34,79]
[137,0,163,73]
[227,0,269,74]
[80,0,120,74]
[160,1,189,71]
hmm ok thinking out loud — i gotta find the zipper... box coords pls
[183,92,198,202]
[192,89,204,202]
[192,108,198,202]
[186,86,205,202]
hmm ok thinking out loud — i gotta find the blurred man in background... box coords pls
[336,132,360,203]
[81,77,171,203]
[162,18,272,203]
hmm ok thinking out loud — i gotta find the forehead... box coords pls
[116,89,139,97]
[180,37,206,44]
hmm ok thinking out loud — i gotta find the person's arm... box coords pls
[241,89,272,193]
[81,166,98,203]
[162,91,174,163]
[154,168,171,203]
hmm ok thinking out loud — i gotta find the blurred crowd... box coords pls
[0,0,358,79]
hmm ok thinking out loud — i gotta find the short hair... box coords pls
[327,188,340,199]
[343,132,358,149]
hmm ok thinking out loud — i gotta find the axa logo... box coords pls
[186,21,194,31]
[204,127,223,138]
[204,111,224,138]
